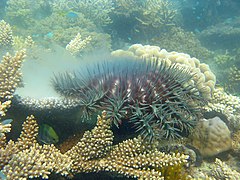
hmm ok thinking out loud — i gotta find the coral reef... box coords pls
[12,35,35,51]
[232,130,240,153]
[111,0,179,41]
[190,117,232,157]
[150,27,213,60]
[52,27,112,53]
[228,65,240,92]
[66,33,92,56]
[0,109,190,179]
[51,0,114,28]
[113,0,142,17]
[0,20,13,47]
[136,0,177,29]
[204,88,240,130]
[211,158,240,179]
[5,0,51,28]
[199,17,240,50]
[52,57,204,141]
[112,44,216,99]
[190,158,240,179]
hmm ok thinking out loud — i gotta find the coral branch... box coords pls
[0,115,72,179]
[0,50,26,100]
[67,111,189,179]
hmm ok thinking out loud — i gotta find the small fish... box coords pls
[66,12,78,19]
[1,119,13,125]
[44,32,54,39]
[66,12,79,23]
[0,170,6,180]
[38,124,59,145]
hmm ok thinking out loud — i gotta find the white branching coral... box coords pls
[0,100,11,117]
[66,33,91,56]
[0,50,26,100]
[12,35,35,51]
[0,20,13,47]
[204,88,240,130]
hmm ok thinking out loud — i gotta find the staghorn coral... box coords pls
[0,115,72,179]
[112,44,216,99]
[0,20,13,47]
[113,0,143,17]
[66,111,190,180]
[66,33,92,56]
[0,121,11,137]
[0,50,26,100]
[137,0,177,29]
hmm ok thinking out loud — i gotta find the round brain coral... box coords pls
[52,57,204,141]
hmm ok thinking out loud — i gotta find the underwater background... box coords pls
[1,0,240,179]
